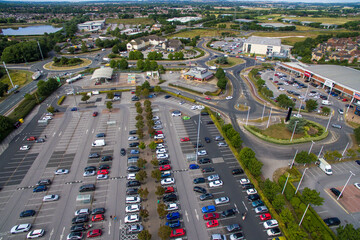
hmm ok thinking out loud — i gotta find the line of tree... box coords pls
[64,15,90,37]
[168,52,184,60]
[136,59,165,73]
[215,68,228,90]
[147,52,163,60]
[129,50,144,60]
[95,38,122,49]
[109,59,128,70]
[238,147,263,177]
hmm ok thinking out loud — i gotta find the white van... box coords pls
[92,139,105,147]
[321,100,332,105]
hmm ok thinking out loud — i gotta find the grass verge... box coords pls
[44,58,92,70]
[0,70,33,88]
[206,57,245,68]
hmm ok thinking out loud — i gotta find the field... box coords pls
[261,123,305,140]
[207,57,245,68]
[106,18,155,25]
[168,29,240,39]
[0,70,33,88]
[255,14,360,24]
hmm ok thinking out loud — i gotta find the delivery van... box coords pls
[92,139,105,147]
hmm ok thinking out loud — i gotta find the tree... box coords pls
[136,107,143,114]
[136,114,144,121]
[154,86,161,92]
[354,127,360,143]
[168,53,174,60]
[231,135,242,149]
[68,47,75,54]
[136,120,144,129]
[0,82,9,97]
[142,80,151,90]
[107,92,115,100]
[295,151,317,164]
[119,58,128,70]
[217,78,227,90]
[138,130,144,139]
[157,203,168,218]
[158,225,171,240]
[137,59,145,70]
[287,223,308,240]
[337,224,360,240]
[145,105,152,113]
[140,209,149,220]
[322,106,330,115]
[81,41,88,53]
[261,179,281,202]
[139,142,146,149]
[135,102,141,108]
[136,170,147,182]
[0,115,13,135]
[280,208,295,227]
[155,186,165,196]
[106,101,113,112]
[215,68,225,79]
[81,95,90,103]
[142,88,150,98]
[138,187,149,200]
[286,117,307,134]
[151,159,159,167]
[305,99,318,112]
[47,106,55,113]
[151,169,161,182]
[54,45,61,53]
[302,187,324,206]
[216,56,228,64]
[272,194,285,212]
[148,141,157,151]
[277,94,295,108]
[137,159,147,169]
[138,229,152,240]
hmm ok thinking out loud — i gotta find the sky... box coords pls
[2,0,360,2]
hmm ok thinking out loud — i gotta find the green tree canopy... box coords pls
[305,99,318,112]
[302,187,324,206]
[337,224,360,240]
[286,117,307,134]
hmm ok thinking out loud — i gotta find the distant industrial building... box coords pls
[183,67,213,81]
[242,36,289,57]
[167,17,202,23]
[78,19,106,32]
[235,19,254,23]
[257,23,294,29]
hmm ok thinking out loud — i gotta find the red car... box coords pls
[97,170,109,175]
[156,131,163,135]
[93,112,98,117]
[170,228,185,238]
[87,229,102,238]
[342,98,348,102]
[203,213,220,220]
[164,186,174,193]
[260,213,271,221]
[131,91,135,94]
[92,214,104,222]
[206,220,219,228]
[274,81,279,83]
[159,165,171,171]
[27,136,37,141]
[205,96,211,100]
[180,137,190,142]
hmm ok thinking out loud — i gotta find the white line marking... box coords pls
[194,209,199,221]
[242,201,248,211]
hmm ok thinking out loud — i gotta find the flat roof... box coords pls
[91,67,113,80]
[282,62,360,92]
[244,36,281,46]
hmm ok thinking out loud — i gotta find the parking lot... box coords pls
[210,37,244,56]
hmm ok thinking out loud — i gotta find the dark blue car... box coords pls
[165,220,180,228]
[166,212,180,220]
[252,200,264,208]
[193,177,205,184]
[33,185,47,192]
[202,205,216,213]
[189,164,200,170]
[20,210,36,218]
[71,107,77,111]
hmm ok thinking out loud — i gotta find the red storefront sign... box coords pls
[304,71,312,77]
[355,92,360,100]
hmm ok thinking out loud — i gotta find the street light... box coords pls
[337,171,355,200]
[261,102,266,120]
[195,113,201,163]
[282,173,290,195]
[290,149,298,169]
[295,167,308,194]
[340,142,349,161]
[308,141,315,154]
[266,107,272,129]
[245,107,250,126]
[290,120,299,142]
[325,114,332,132]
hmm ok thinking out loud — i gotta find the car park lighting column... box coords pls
[266,107,273,129]
[337,171,355,200]
[295,167,308,194]
[317,146,324,159]
[282,173,290,195]
[297,87,309,116]
[340,142,349,161]
[195,113,201,163]
[308,141,315,154]
[325,114,332,132]
[290,149,298,169]
[346,96,354,113]
[299,203,310,227]
[290,121,299,142]
[245,107,250,126]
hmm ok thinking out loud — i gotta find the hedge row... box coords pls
[161,90,196,103]
[8,99,37,122]
[57,95,66,105]
[168,83,203,95]
[99,89,131,94]
[204,89,222,96]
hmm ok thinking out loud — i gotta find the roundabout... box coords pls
[43,58,92,71]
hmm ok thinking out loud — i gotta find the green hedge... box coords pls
[57,95,66,105]
[161,90,196,103]
[8,99,37,121]
[99,89,130,94]
[168,83,203,95]
[204,89,222,96]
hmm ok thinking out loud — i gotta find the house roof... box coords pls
[244,36,281,47]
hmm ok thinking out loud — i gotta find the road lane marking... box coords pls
[59,131,62,136]
[185,210,189,222]
[108,221,111,234]
[242,201,248,211]
[194,209,199,221]
[86,129,88,134]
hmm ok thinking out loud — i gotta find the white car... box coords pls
[97,174,108,180]
[217,142,227,147]
[156,148,167,154]
[42,116,52,120]
[54,169,69,175]
[209,180,223,188]
[161,178,175,185]
[126,204,140,213]
[43,195,59,202]
[124,214,140,223]
[83,171,95,177]
[154,134,164,139]
[278,87,285,91]
[156,144,166,149]
[226,96,233,100]
[157,154,169,159]
[208,174,220,181]
[27,229,45,238]
[214,196,230,205]
[152,116,160,121]
[153,125,163,130]
[20,145,30,151]
[179,101,185,105]
[127,173,136,180]
[11,224,31,234]
[191,105,197,110]
[172,111,181,117]
[246,188,257,195]
[293,114,302,118]
[154,121,162,125]
[240,178,250,185]
[354,183,360,190]
[128,136,138,141]
[197,105,205,110]
[126,196,141,204]
[75,209,90,216]
[263,219,279,229]
[197,150,207,156]
[167,203,178,211]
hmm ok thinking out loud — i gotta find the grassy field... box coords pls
[207,57,245,68]
[168,29,240,39]
[106,18,154,25]
[0,70,33,88]
[261,123,305,140]
[285,16,360,24]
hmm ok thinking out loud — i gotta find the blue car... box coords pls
[33,185,47,192]
[130,149,140,154]
[189,164,200,170]
[165,220,180,228]
[71,107,77,111]
[166,212,180,220]
[20,210,36,218]
[252,200,264,208]
[161,172,171,178]
[202,205,216,213]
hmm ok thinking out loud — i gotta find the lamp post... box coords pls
[282,173,290,195]
[290,149,298,169]
[346,96,354,113]
[246,107,250,126]
[325,114,332,132]
[290,120,299,142]
[266,107,272,129]
[308,141,315,154]
[337,171,355,200]
[299,203,310,226]
[195,113,201,163]
[295,167,308,194]
[317,146,324,159]
[261,103,266,120]
[340,142,349,161]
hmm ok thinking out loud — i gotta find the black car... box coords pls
[232,168,244,175]
[127,166,140,172]
[193,143,204,148]
[101,156,113,161]
[163,194,177,202]
[20,210,36,218]
[127,181,141,187]
[355,160,360,165]
[202,167,215,173]
[92,208,105,215]
[84,166,96,172]
[126,188,139,195]
[164,95,171,99]
[248,194,260,202]
[159,160,170,165]
[99,164,110,170]
[242,183,255,190]
[221,208,237,218]
[89,153,100,158]
[226,224,241,232]
[323,217,341,226]
[201,111,209,116]
[37,179,51,186]
[120,148,126,156]
[70,224,87,232]
[129,130,137,135]
[207,121,214,124]
[193,177,205,184]
[204,137,211,143]
[131,96,139,101]
[129,142,140,148]
[200,193,214,201]
[72,215,89,224]
[330,188,342,198]
[198,158,211,164]
[193,186,207,194]
[96,133,105,137]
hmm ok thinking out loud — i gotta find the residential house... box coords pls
[127,39,146,51]
[162,39,182,52]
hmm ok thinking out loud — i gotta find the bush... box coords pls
[58,95,66,105]
[8,99,37,121]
